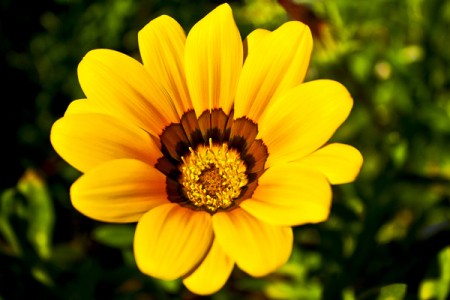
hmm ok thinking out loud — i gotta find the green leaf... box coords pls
[0,188,22,255]
[92,224,135,248]
[359,283,407,300]
[377,284,407,300]
[17,169,54,259]
[437,247,450,300]
[419,246,450,300]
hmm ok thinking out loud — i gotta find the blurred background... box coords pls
[1,0,449,299]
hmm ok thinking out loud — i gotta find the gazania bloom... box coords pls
[50,3,362,295]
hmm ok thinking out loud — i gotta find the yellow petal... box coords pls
[70,159,167,223]
[298,143,363,184]
[78,49,179,136]
[64,99,99,115]
[235,21,312,121]
[185,3,243,116]
[240,163,332,226]
[243,28,270,60]
[212,208,293,277]
[257,79,353,167]
[182,239,234,295]
[134,203,213,280]
[138,15,192,116]
[50,113,161,173]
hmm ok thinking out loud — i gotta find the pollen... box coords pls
[180,139,248,213]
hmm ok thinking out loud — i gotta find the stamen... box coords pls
[180,138,248,213]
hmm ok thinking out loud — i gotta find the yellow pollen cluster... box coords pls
[180,139,248,213]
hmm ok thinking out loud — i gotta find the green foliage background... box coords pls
[1,0,449,299]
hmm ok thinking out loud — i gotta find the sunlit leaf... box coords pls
[153,278,182,294]
[17,169,54,260]
[265,280,322,300]
[92,224,135,248]
[377,283,407,300]
[419,246,450,300]
[0,188,22,255]
[376,210,413,244]
[31,265,54,287]
[358,283,407,300]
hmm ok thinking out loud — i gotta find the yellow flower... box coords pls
[50,3,363,295]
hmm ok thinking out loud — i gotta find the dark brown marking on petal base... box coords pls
[166,177,188,204]
[197,110,211,142]
[228,117,258,154]
[180,110,205,147]
[244,139,268,179]
[155,157,180,181]
[160,123,190,161]
[235,181,259,205]
[198,109,232,144]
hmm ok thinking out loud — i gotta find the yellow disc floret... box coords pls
[180,139,248,213]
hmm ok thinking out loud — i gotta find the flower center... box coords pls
[180,139,248,213]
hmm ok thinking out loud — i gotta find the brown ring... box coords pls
[155,109,268,213]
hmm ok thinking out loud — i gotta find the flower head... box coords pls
[50,3,363,295]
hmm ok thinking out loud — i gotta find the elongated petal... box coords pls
[243,28,270,60]
[70,159,167,223]
[183,239,234,295]
[64,99,99,115]
[50,113,161,173]
[240,163,332,226]
[298,143,363,184]
[235,21,312,121]
[139,15,192,116]
[134,203,213,280]
[257,80,353,167]
[185,3,243,116]
[213,208,292,277]
[78,49,179,136]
